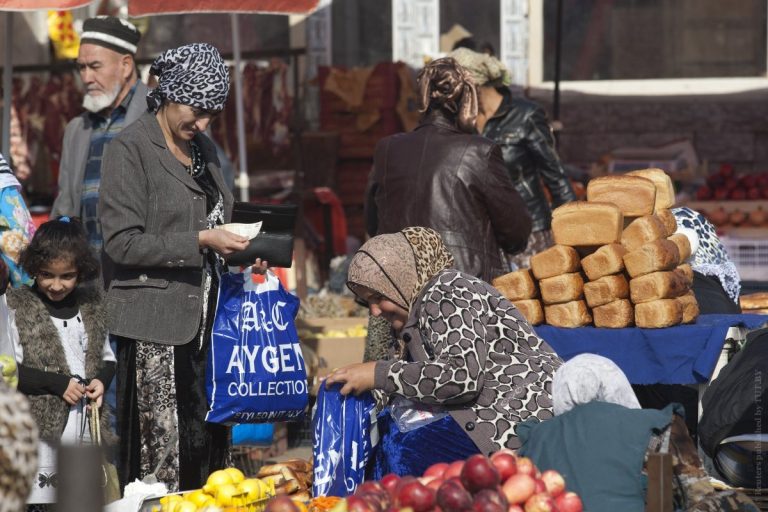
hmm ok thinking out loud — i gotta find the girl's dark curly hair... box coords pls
[19,216,99,282]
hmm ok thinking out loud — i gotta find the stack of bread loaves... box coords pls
[493,169,700,328]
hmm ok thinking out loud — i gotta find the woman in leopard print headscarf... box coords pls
[328,227,562,473]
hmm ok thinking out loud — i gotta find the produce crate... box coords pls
[720,236,768,282]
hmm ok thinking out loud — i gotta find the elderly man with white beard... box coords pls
[51,16,146,280]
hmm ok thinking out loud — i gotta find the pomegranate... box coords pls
[396,480,436,512]
[490,452,518,481]
[461,455,501,493]
[554,492,584,512]
[424,462,450,479]
[436,480,473,512]
[730,188,747,200]
[748,187,762,200]
[523,493,556,512]
[501,474,536,505]
[696,185,712,200]
[539,470,565,498]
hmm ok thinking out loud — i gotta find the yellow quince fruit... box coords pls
[223,467,245,484]
[203,470,234,494]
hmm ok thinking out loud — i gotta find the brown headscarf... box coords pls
[347,227,455,311]
[417,57,478,133]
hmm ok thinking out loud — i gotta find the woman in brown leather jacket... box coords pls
[450,48,576,269]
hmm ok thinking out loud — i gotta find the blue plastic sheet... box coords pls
[312,385,378,497]
[206,270,307,424]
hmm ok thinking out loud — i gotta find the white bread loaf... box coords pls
[621,215,668,252]
[668,233,692,262]
[593,299,634,328]
[512,299,544,325]
[492,269,538,301]
[677,291,700,324]
[624,239,681,278]
[629,270,688,303]
[673,263,694,286]
[586,175,657,216]
[544,300,592,328]
[581,244,627,281]
[635,299,683,328]
[552,202,624,246]
[584,274,629,308]
[627,168,675,211]
[540,272,585,305]
[656,209,678,237]
[530,245,581,280]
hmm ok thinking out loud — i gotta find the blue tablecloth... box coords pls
[535,314,767,385]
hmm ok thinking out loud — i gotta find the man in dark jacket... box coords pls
[451,48,576,269]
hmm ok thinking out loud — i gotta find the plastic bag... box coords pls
[206,269,307,424]
[388,395,448,433]
[312,385,378,497]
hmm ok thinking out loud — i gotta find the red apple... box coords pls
[490,452,517,481]
[444,460,465,479]
[381,474,400,498]
[539,470,565,498]
[515,457,537,477]
[396,480,436,512]
[555,492,583,512]
[748,187,762,200]
[720,163,735,178]
[696,186,712,200]
[508,506,524,512]
[426,477,445,491]
[356,481,386,496]
[501,474,536,505]
[461,455,501,493]
[714,188,730,200]
[523,493,555,512]
[730,188,747,200]
[532,479,545,494]
[424,462,450,479]
[436,479,473,512]
[472,488,508,512]
[347,495,377,512]
[762,187,768,200]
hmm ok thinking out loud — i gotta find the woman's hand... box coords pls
[63,377,86,405]
[250,258,269,274]
[199,229,249,256]
[85,379,105,408]
[324,362,377,396]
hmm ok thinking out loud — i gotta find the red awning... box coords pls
[0,0,90,9]
[128,0,319,16]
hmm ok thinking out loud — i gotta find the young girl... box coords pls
[7,217,115,509]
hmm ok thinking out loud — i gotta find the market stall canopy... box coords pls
[127,0,319,16]
[0,0,90,8]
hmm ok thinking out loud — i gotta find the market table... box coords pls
[535,314,767,385]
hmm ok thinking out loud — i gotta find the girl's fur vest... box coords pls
[6,285,114,444]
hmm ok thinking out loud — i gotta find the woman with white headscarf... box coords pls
[518,354,758,512]
[100,43,266,491]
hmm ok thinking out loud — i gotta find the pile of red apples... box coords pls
[343,451,583,512]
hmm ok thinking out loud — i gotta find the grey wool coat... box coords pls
[7,286,114,443]
[98,111,234,345]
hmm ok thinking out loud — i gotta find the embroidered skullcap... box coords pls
[147,43,230,113]
[80,16,141,55]
[347,227,455,311]
[0,381,39,512]
[449,47,512,88]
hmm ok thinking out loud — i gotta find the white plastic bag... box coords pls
[0,295,19,387]
[388,395,448,433]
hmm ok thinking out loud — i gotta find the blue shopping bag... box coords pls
[313,385,378,497]
[206,269,307,424]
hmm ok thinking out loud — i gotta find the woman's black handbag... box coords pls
[224,202,298,268]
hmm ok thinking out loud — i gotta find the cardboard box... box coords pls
[298,317,367,394]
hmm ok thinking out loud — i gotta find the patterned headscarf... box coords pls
[553,354,641,416]
[672,207,741,303]
[0,153,20,190]
[146,43,230,113]
[449,47,512,88]
[0,381,39,512]
[347,227,455,311]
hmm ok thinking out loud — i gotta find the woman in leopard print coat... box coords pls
[326,227,562,463]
